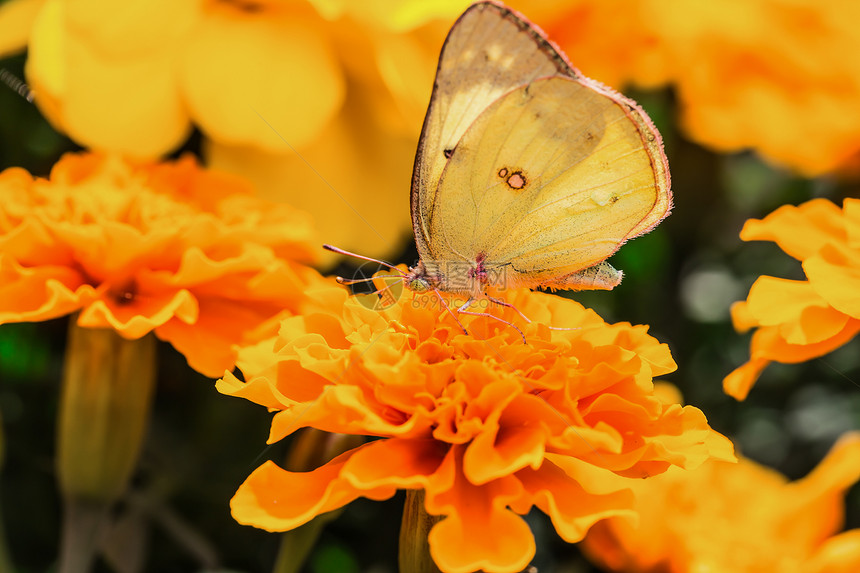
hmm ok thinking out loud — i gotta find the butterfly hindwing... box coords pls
[429,76,666,286]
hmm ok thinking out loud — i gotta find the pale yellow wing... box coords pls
[427,75,670,287]
[411,2,573,260]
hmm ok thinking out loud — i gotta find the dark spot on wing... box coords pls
[498,167,527,190]
[444,148,454,159]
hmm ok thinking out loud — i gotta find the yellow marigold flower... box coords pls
[217,284,734,573]
[580,431,860,573]
[0,152,324,377]
[724,198,860,400]
[531,0,860,176]
[1,0,469,259]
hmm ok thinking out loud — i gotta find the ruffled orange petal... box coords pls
[745,277,849,345]
[740,199,847,261]
[516,457,635,542]
[0,254,92,323]
[749,321,860,366]
[343,438,448,489]
[76,288,198,339]
[804,246,860,318]
[806,530,860,573]
[845,198,860,248]
[426,450,533,573]
[781,433,860,546]
[230,448,397,531]
[723,357,771,401]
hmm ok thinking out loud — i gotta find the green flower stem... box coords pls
[272,509,343,573]
[0,412,15,573]
[399,489,441,573]
[272,429,363,573]
[57,322,157,573]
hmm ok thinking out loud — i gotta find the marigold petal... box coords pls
[739,199,846,261]
[516,458,636,542]
[427,465,533,573]
[77,288,198,340]
[346,0,467,32]
[182,7,344,153]
[806,530,860,573]
[845,198,860,248]
[749,322,860,365]
[0,256,91,324]
[804,247,860,318]
[26,0,193,156]
[730,300,757,333]
[231,448,397,532]
[343,438,448,490]
[153,296,291,378]
[781,432,860,542]
[464,423,545,486]
[746,276,848,344]
[725,321,860,400]
[0,0,44,58]
[217,367,293,411]
[723,357,770,401]
[205,96,413,263]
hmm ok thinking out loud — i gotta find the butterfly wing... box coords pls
[411,1,575,261]
[413,2,671,290]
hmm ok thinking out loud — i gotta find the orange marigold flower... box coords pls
[724,198,860,400]
[217,285,734,573]
[0,0,470,260]
[0,152,324,377]
[581,430,860,573]
[529,0,860,176]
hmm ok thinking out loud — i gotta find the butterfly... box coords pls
[326,0,671,338]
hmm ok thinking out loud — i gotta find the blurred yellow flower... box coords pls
[1,0,469,260]
[0,152,325,377]
[724,199,860,400]
[581,431,860,573]
[530,0,860,176]
[218,283,733,573]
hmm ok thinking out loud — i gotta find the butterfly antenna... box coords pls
[323,244,408,277]
[0,68,35,103]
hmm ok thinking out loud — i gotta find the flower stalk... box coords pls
[399,489,441,573]
[57,320,156,573]
[272,430,362,573]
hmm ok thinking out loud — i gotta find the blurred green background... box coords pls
[2,29,860,573]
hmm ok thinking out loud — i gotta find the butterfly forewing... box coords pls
[411,2,577,259]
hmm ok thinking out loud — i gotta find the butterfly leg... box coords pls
[431,289,468,334]
[487,296,578,332]
[457,298,527,344]
[487,296,532,323]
